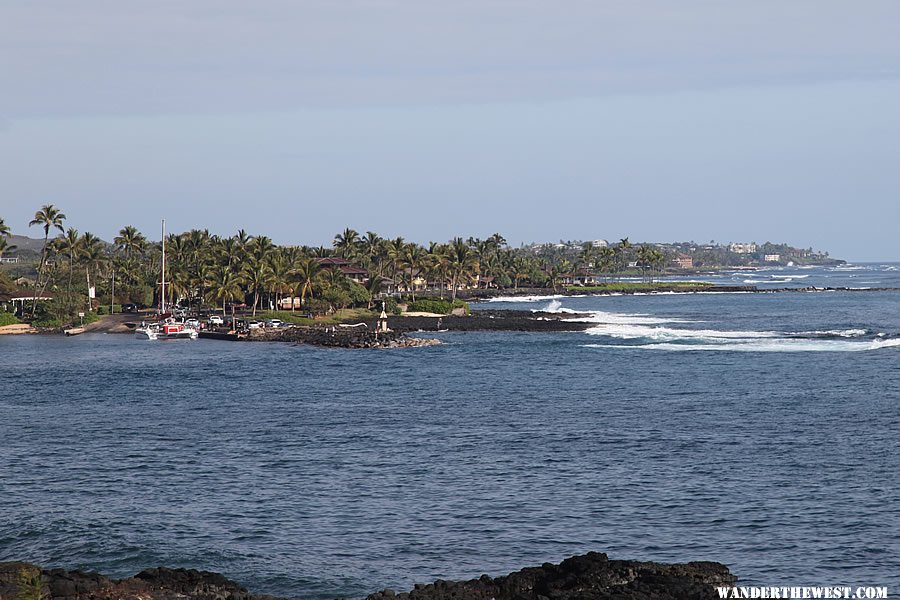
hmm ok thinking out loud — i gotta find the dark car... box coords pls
[122,303,138,313]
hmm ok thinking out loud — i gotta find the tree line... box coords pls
[1,206,670,321]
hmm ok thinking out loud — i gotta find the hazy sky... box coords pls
[1,1,899,260]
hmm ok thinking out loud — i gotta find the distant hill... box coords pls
[6,234,46,254]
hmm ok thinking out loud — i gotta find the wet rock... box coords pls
[366,552,737,600]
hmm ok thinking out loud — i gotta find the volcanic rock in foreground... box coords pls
[0,564,285,600]
[0,552,737,600]
[367,552,737,600]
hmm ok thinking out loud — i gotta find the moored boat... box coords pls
[135,317,198,340]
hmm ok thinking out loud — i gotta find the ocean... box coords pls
[1,264,898,598]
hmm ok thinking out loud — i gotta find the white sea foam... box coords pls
[535,299,580,314]
[772,274,809,279]
[582,338,900,352]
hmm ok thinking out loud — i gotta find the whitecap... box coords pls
[581,337,900,353]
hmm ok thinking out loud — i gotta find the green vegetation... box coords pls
[0,312,21,326]
[1,208,841,329]
[97,304,122,315]
[31,318,63,329]
[16,566,46,600]
[406,298,469,314]
[568,282,715,292]
[253,308,376,326]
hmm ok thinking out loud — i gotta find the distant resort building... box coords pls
[729,243,758,254]
[315,257,368,283]
[591,239,609,248]
[673,254,694,269]
[764,254,781,263]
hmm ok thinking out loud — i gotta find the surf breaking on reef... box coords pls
[530,299,900,353]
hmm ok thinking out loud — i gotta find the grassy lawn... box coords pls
[567,281,715,292]
[251,308,377,326]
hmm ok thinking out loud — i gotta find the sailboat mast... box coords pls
[161,219,166,314]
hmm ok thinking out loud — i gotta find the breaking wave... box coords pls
[580,310,894,352]
[583,338,900,352]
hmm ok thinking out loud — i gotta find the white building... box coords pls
[591,239,609,248]
[764,254,781,262]
[729,243,758,254]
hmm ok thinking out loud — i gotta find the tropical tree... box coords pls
[0,237,16,260]
[207,265,243,318]
[28,204,66,315]
[445,237,478,302]
[114,225,146,259]
[0,217,10,238]
[292,257,321,310]
[79,232,107,312]
[333,228,360,259]
[242,256,273,316]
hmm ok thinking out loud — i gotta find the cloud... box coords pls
[2,0,899,117]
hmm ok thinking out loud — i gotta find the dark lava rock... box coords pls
[366,552,737,600]
[0,562,285,600]
[0,552,736,600]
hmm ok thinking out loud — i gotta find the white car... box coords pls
[185,318,200,328]
[266,319,284,328]
[248,321,262,329]
[208,315,224,326]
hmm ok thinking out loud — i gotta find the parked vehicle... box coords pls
[248,321,262,329]
[208,315,224,326]
[266,319,284,328]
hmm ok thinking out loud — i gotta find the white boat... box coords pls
[135,219,198,341]
[135,317,199,340]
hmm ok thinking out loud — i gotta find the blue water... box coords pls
[2,272,899,598]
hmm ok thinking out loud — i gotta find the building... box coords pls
[673,254,694,269]
[591,239,609,248]
[315,257,368,284]
[764,254,781,262]
[729,243,758,254]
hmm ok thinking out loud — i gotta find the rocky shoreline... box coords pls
[0,552,737,600]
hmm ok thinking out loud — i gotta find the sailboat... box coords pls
[134,220,199,340]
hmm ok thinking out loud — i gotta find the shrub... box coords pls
[0,313,20,326]
[97,304,122,315]
[32,318,63,329]
[407,298,470,315]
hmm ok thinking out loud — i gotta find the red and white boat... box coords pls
[135,220,198,341]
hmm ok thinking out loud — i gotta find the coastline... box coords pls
[0,552,737,600]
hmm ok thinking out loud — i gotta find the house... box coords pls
[729,243,757,254]
[764,254,781,262]
[591,239,609,248]
[315,257,369,284]
[673,254,693,269]
[560,270,600,286]
[0,290,54,315]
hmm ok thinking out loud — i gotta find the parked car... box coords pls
[248,321,262,329]
[208,315,224,326]
[266,319,284,328]
[122,303,138,313]
[185,318,200,328]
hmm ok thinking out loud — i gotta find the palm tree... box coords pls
[242,257,273,316]
[28,204,66,315]
[0,237,16,260]
[616,237,632,275]
[79,232,107,312]
[0,217,10,238]
[58,227,81,300]
[446,237,478,302]
[399,243,425,301]
[333,228,360,258]
[207,265,243,318]
[292,257,321,310]
[114,225,146,259]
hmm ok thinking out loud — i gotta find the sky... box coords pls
[1,1,899,260]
